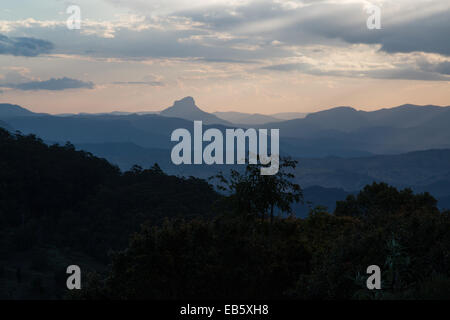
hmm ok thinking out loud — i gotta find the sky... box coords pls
[0,0,449,114]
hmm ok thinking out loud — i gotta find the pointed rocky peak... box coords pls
[160,96,204,117]
[173,96,197,109]
[159,97,231,125]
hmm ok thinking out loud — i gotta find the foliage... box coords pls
[0,128,449,300]
[211,157,303,223]
[0,128,218,298]
[84,180,450,300]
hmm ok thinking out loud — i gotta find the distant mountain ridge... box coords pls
[213,111,282,125]
[160,96,231,125]
[49,99,308,124]
[1,99,450,213]
[74,141,450,212]
[259,103,450,155]
[271,112,308,120]
[264,104,450,133]
[212,111,307,124]
[1,99,450,157]
[0,103,43,118]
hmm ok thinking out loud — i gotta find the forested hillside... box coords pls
[0,128,218,298]
[0,128,449,300]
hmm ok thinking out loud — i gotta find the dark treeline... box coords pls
[0,128,449,299]
[0,128,218,298]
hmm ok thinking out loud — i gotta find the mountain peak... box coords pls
[163,96,200,114]
[174,96,196,106]
[160,97,231,125]
[0,103,36,118]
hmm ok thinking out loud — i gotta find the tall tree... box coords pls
[212,157,303,223]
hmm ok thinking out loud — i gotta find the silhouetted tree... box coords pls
[334,182,438,220]
[212,157,303,223]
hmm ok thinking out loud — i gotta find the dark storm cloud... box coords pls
[1,77,94,91]
[334,10,450,57]
[175,1,450,56]
[433,62,450,75]
[418,60,450,76]
[0,34,54,57]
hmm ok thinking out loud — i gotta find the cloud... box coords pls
[112,73,165,86]
[368,68,450,81]
[2,1,450,62]
[0,33,53,56]
[112,81,164,86]
[1,0,449,88]
[262,53,450,81]
[0,77,94,91]
[196,57,258,64]
[172,0,450,56]
[330,9,450,57]
[418,60,450,76]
